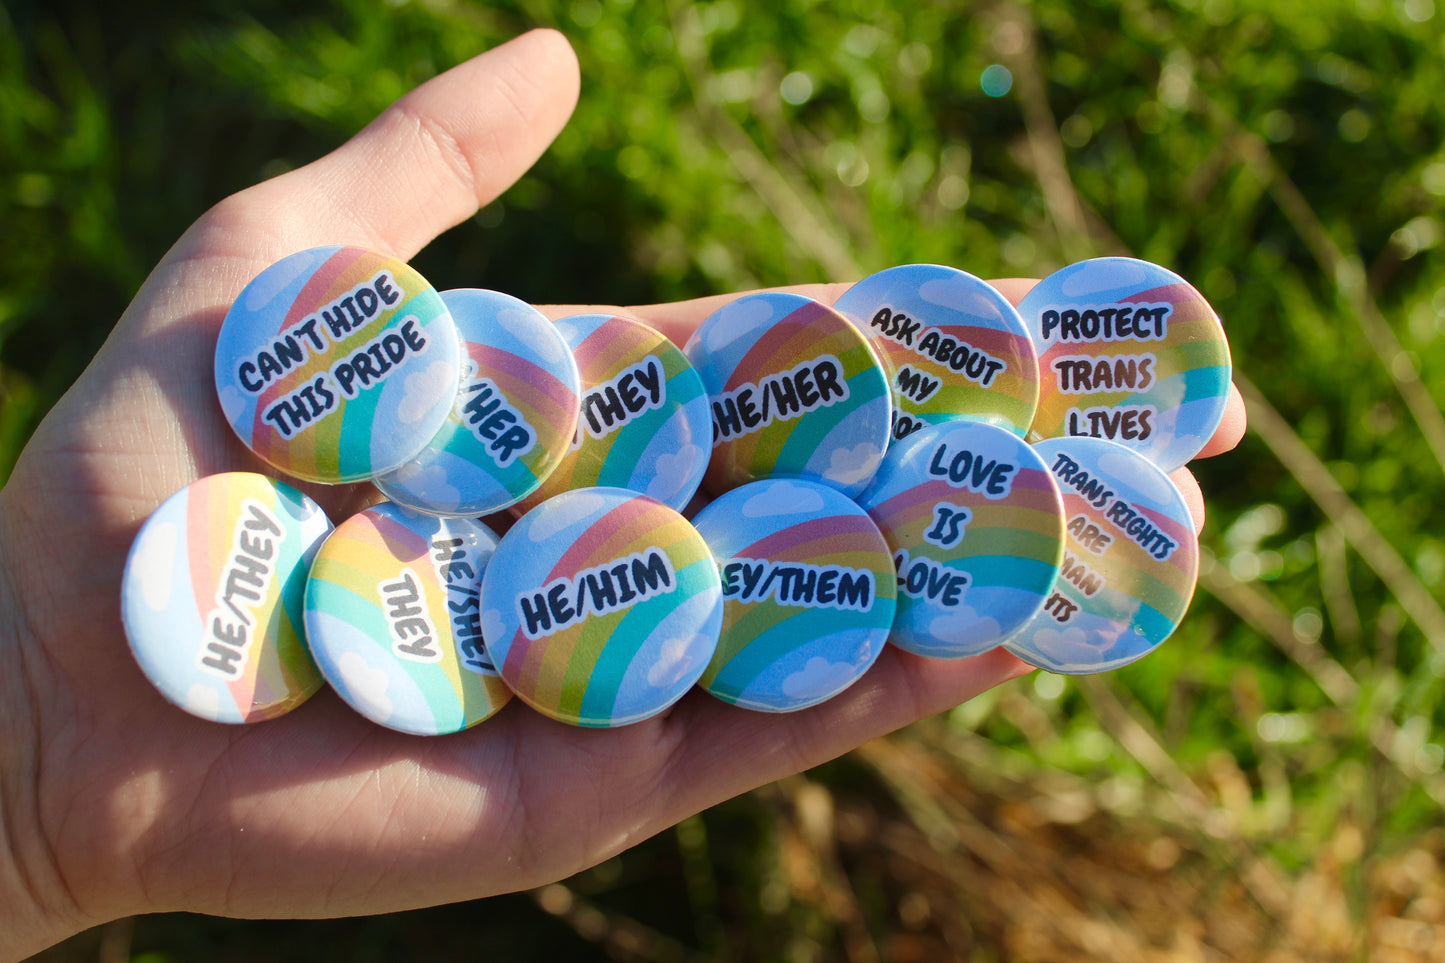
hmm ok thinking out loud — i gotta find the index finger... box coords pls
[537,271,1248,503]
[539,277,1045,346]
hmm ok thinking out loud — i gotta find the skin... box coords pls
[0,30,1245,960]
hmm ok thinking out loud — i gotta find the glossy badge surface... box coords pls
[511,313,711,515]
[375,289,582,515]
[215,246,462,484]
[1005,437,1199,674]
[833,264,1040,442]
[685,292,892,499]
[121,473,332,723]
[304,504,512,735]
[482,488,723,727]
[858,422,1066,659]
[1017,257,1231,473]
[691,479,896,712]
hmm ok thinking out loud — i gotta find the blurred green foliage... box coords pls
[10,0,1445,958]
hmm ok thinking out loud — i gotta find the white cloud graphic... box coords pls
[526,490,608,543]
[928,604,1004,648]
[481,608,508,645]
[387,463,461,513]
[217,385,247,420]
[1060,259,1149,298]
[339,651,394,719]
[647,445,705,501]
[701,296,780,353]
[1027,626,1103,665]
[648,634,705,688]
[131,521,177,612]
[499,307,568,364]
[828,442,883,485]
[1096,449,1177,506]
[243,249,319,313]
[185,683,223,722]
[782,656,860,700]
[396,360,457,425]
[554,317,584,343]
[742,479,826,518]
[917,273,1001,319]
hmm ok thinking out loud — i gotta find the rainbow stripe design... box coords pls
[482,488,723,728]
[376,289,581,516]
[858,422,1066,658]
[833,265,1040,440]
[692,479,896,712]
[121,473,332,724]
[215,246,461,483]
[1019,257,1232,473]
[304,505,511,735]
[685,292,892,499]
[1005,437,1199,674]
[511,313,711,514]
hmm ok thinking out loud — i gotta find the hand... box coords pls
[0,29,1245,960]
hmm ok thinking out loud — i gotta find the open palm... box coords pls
[0,29,1241,960]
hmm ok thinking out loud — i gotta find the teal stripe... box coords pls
[775,369,890,472]
[580,557,716,723]
[307,578,456,723]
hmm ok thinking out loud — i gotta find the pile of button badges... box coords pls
[120,246,1231,732]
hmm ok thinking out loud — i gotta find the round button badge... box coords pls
[1005,436,1200,674]
[857,421,1066,659]
[482,488,723,728]
[121,472,333,724]
[303,504,513,735]
[685,292,892,499]
[833,264,1040,442]
[214,246,462,484]
[1017,257,1232,473]
[691,478,896,712]
[375,289,582,516]
[510,313,711,515]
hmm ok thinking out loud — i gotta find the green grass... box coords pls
[10,0,1445,958]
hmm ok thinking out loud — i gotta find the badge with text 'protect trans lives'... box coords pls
[1018,257,1231,473]
[121,473,332,724]
[691,478,896,712]
[833,264,1040,443]
[303,504,512,735]
[375,289,581,516]
[1005,437,1199,674]
[685,292,892,499]
[482,488,723,728]
[215,246,461,484]
[857,421,1066,660]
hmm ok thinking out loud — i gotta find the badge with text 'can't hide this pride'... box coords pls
[214,246,462,484]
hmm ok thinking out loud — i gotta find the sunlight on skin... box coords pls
[0,28,1245,962]
[543,280,1246,533]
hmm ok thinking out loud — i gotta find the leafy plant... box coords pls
[10,0,1445,958]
